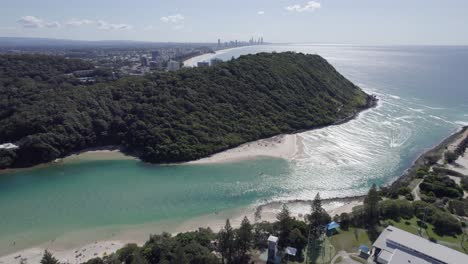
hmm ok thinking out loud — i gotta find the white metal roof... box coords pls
[373,226,468,264]
[268,235,278,243]
[389,249,430,264]
[286,247,297,256]
[378,249,393,263]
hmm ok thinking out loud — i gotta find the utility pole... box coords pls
[418,207,428,237]
[305,225,312,264]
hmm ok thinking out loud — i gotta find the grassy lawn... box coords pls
[384,217,468,253]
[306,235,336,264]
[349,255,367,264]
[329,228,371,253]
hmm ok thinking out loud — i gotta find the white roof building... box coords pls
[0,143,18,150]
[372,226,468,264]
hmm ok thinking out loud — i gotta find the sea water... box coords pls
[0,45,467,254]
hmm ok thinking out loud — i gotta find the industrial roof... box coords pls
[389,249,430,264]
[373,226,468,264]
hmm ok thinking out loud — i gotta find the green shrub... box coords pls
[445,151,458,163]
[432,212,462,236]
[448,199,466,216]
[379,199,414,221]
[419,175,463,198]
[461,177,468,191]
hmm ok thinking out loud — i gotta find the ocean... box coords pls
[0,45,467,255]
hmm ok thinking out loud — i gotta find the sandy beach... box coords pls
[51,133,299,166]
[182,47,243,67]
[62,147,135,163]
[189,134,300,164]
[0,198,361,264]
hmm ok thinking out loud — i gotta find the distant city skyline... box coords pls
[1,0,468,45]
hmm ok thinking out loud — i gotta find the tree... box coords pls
[218,219,235,264]
[308,193,330,237]
[84,258,105,264]
[252,221,275,250]
[0,53,371,169]
[364,184,379,227]
[339,213,350,230]
[287,228,307,261]
[276,204,293,250]
[236,216,253,258]
[445,151,458,163]
[172,246,189,264]
[40,250,59,264]
[116,243,140,264]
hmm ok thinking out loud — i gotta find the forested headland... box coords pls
[0,52,373,169]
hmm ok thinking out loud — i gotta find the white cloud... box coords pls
[257,11,265,15]
[17,16,61,28]
[286,1,321,12]
[17,16,45,28]
[16,16,134,31]
[44,21,61,28]
[160,14,184,23]
[97,20,132,30]
[66,19,94,27]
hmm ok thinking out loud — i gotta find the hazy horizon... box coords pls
[1,0,468,46]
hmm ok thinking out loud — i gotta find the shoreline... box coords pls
[387,125,468,192]
[0,97,378,262]
[0,94,378,172]
[2,107,467,262]
[182,46,244,67]
[0,197,364,263]
[187,134,300,165]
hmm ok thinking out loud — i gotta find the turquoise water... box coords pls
[1,45,468,254]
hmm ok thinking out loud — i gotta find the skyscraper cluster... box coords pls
[217,37,264,48]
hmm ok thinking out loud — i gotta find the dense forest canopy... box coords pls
[0,52,372,168]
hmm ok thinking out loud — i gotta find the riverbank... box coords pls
[0,197,362,264]
[3,123,465,263]
[388,125,468,192]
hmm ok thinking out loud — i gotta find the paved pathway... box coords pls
[330,251,364,264]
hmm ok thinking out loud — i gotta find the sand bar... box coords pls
[188,134,299,164]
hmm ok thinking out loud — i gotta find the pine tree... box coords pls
[218,219,235,264]
[364,184,380,227]
[236,216,253,258]
[40,250,60,264]
[276,204,293,250]
[308,193,329,237]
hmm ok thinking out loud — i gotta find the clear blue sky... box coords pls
[1,0,467,45]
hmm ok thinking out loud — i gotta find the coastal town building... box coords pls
[197,61,209,67]
[372,226,468,264]
[140,56,148,67]
[210,58,223,66]
[166,60,181,71]
[267,235,279,264]
[325,221,340,236]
